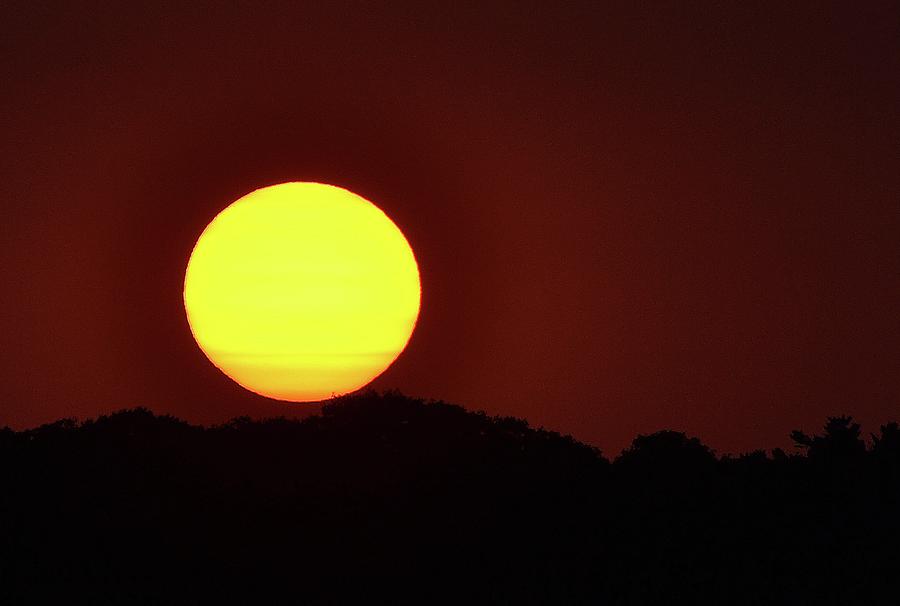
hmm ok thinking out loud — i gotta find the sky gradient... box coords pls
[2,2,898,453]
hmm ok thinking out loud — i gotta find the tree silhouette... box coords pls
[871,421,900,455]
[616,429,716,470]
[871,421,900,505]
[0,392,896,605]
[790,415,866,463]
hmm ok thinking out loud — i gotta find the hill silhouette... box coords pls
[1,391,897,604]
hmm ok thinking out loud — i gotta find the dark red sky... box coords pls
[2,2,898,454]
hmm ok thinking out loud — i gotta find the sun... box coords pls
[183,182,421,401]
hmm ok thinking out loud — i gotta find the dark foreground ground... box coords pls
[1,391,898,604]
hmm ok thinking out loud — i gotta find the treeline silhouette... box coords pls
[1,391,897,605]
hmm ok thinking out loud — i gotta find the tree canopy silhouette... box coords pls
[0,391,897,605]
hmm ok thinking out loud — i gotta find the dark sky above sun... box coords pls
[2,2,898,453]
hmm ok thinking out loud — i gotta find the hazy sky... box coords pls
[2,2,898,453]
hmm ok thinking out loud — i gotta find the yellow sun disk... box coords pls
[183,182,421,401]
